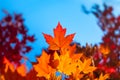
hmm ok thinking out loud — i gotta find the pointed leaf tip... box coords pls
[56,22,63,30]
[58,22,61,25]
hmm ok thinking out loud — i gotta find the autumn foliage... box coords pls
[0,4,120,80]
[91,4,120,79]
[0,11,36,80]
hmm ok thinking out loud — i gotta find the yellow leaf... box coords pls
[54,52,76,75]
[72,70,84,80]
[77,59,96,74]
[96,73,109,80]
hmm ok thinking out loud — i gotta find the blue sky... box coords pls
[0,0,119,62]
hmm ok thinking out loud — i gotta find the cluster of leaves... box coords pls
[91,4,120,79]
[0,11,35,80]
[0,11,35,63]
[1,21,109,80]
[33,22,109,80]
[0,4,120,80]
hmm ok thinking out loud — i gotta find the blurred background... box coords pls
[0,0,120,65]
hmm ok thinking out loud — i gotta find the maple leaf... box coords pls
[43,22,75,50]
[95,73,109,80]
[33,50,55,79]
[77,59,96,74]
[53,51,76,75]
[99,44,110,55]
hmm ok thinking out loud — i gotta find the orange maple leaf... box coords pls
[77,59,96,74]
[43,22,75,50]
[99,44,110,55]
[33,50,55,79]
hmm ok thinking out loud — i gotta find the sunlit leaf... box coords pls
[33,50,55,79]
[54,52,76,75]
[77,59,96,74]
[43,22,75,50]
[96,73,109,80]
[99,44,110,55]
